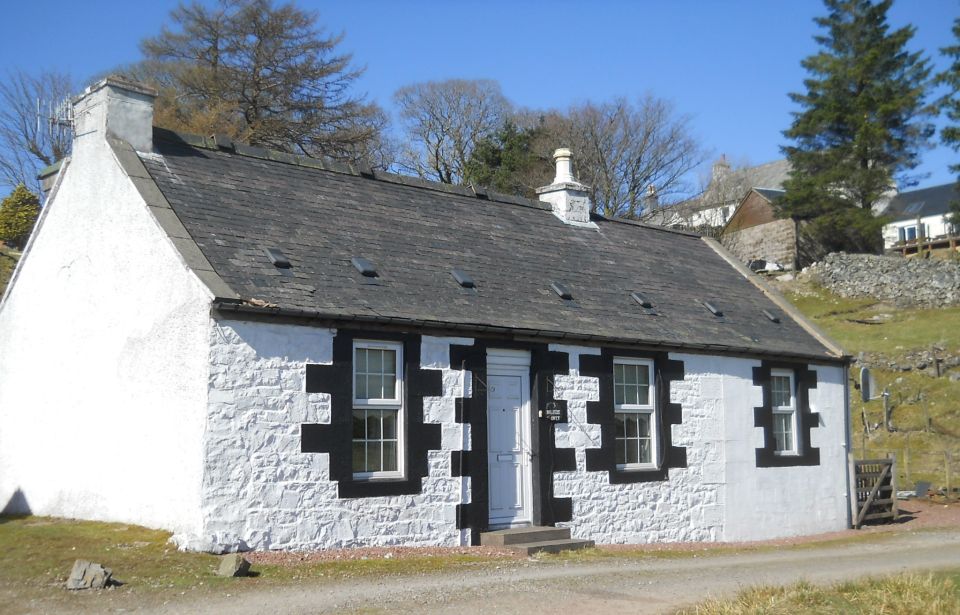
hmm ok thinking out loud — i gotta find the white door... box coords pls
[486,351,532,526]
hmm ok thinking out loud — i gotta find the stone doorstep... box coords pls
[480,526,596,554]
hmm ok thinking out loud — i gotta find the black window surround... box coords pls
[301,330,443,498]
[753,361,820,467]
[582,349,686,483]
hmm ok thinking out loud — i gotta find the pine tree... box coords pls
[0,185,41,250]
[779,0,934,255]
[463,122,551,198]
[936,16,960,229]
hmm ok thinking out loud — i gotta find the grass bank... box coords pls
[677,570,960,614]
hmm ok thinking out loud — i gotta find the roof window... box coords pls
[702,300,723,317]
[451,269,476,288]
[762,309,781,323]
[351,257,378,277]
[264,247,291,269]
[551,282,573,301]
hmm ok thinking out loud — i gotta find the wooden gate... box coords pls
[854,458,897,528]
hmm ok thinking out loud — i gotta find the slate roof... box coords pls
[753,188,785,202]
[885,182,959,222]
[137,130,841,361]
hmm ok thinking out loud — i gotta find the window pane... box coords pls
[352,442,366,472]
[774,412,793,452]
[614,363,624,385]
[352,411,365,438]
[639,439,651,464]
[356,348,367,372]
[638,413,651,437]
[616,440,626,465]
[383,374,396,400]
[383,411,397,439]
[637,384,650,406]
[382,441,397,472]
[367,441,382,472]
[627,415,639,438]
[368,375,381,400]
[614,384,625,406]
[771,375,791,408]
[367,411,382,439]
[369,349,382,373]
[355,371,368,399]
[637,366,649,386]
[625,384,639,406]
[626,440,639,464]
[615,413,626,437]
[383,349,396,373]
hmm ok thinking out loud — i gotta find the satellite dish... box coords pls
[860,367,872,402]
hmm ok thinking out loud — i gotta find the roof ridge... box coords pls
[152,127,551,212]
[597,213,702,238]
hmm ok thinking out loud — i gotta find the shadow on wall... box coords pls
[0,488,31,520]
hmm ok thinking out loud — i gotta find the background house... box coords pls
[645,157,791,232]
[881,182,960,255]
[0,79,852,552]
[720,188,798,270]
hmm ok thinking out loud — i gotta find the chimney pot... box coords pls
[536,147,595,227]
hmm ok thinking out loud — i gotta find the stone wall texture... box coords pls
[722,218,797,269]
[194,321,850,551]
[804,252,960,308]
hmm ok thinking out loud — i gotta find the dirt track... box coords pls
[42,526,960,615]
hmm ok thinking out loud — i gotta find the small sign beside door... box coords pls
[540,401,566,423]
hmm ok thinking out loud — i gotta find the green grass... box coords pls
[677,570,960,614]
[784,285,960,355]
[0,516,506,594]
[782,282,960,489]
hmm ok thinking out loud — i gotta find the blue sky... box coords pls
[1,0,957,193]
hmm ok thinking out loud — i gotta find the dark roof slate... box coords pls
[139,131,838,360]
[885,182,959,222]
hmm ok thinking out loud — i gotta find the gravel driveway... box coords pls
[42,523,960,615]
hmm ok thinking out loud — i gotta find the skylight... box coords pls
[703,300,723,317]
[351,257,378,277]
[264,247,291,269]
[551,282,573,301]
[762,309,781,323]
[451,269,476,288]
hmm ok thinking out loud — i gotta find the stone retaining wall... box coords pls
[804,253,960,308]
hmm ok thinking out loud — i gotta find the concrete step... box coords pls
[506,538,595,556]
[480,526,570,546]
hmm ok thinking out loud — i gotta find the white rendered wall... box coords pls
[551,347,725,543]
[722,360,849,541]
[198,322,473,551]
[0,131,212,536]
[883,214,955,249]
[551,349,848,544]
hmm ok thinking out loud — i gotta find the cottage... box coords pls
[720,188,797,270]
[0,79,852,551]
[880,182,960,255]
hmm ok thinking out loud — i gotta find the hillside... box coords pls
[0,244,19,297]
[777,276,960,493]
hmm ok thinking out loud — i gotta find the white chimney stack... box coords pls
[536,148,595,227]
[73,76,157,153]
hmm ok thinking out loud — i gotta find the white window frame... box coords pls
[770,368,799,456]
[352,340,404,480]
[613,357,658,471]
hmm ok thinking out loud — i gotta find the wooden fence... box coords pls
[854,458,897,528]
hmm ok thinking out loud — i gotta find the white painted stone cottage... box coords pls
[0,78,853,551]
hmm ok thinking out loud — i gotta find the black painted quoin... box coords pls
[449,340,575,545]
[581,349,687,483]
[753,361,820,467]
[301,330,443,498]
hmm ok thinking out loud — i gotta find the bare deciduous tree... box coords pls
[0,70,74,192]
[139,0,388,166]
[394,79,510,184]
[547,96,704,218]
